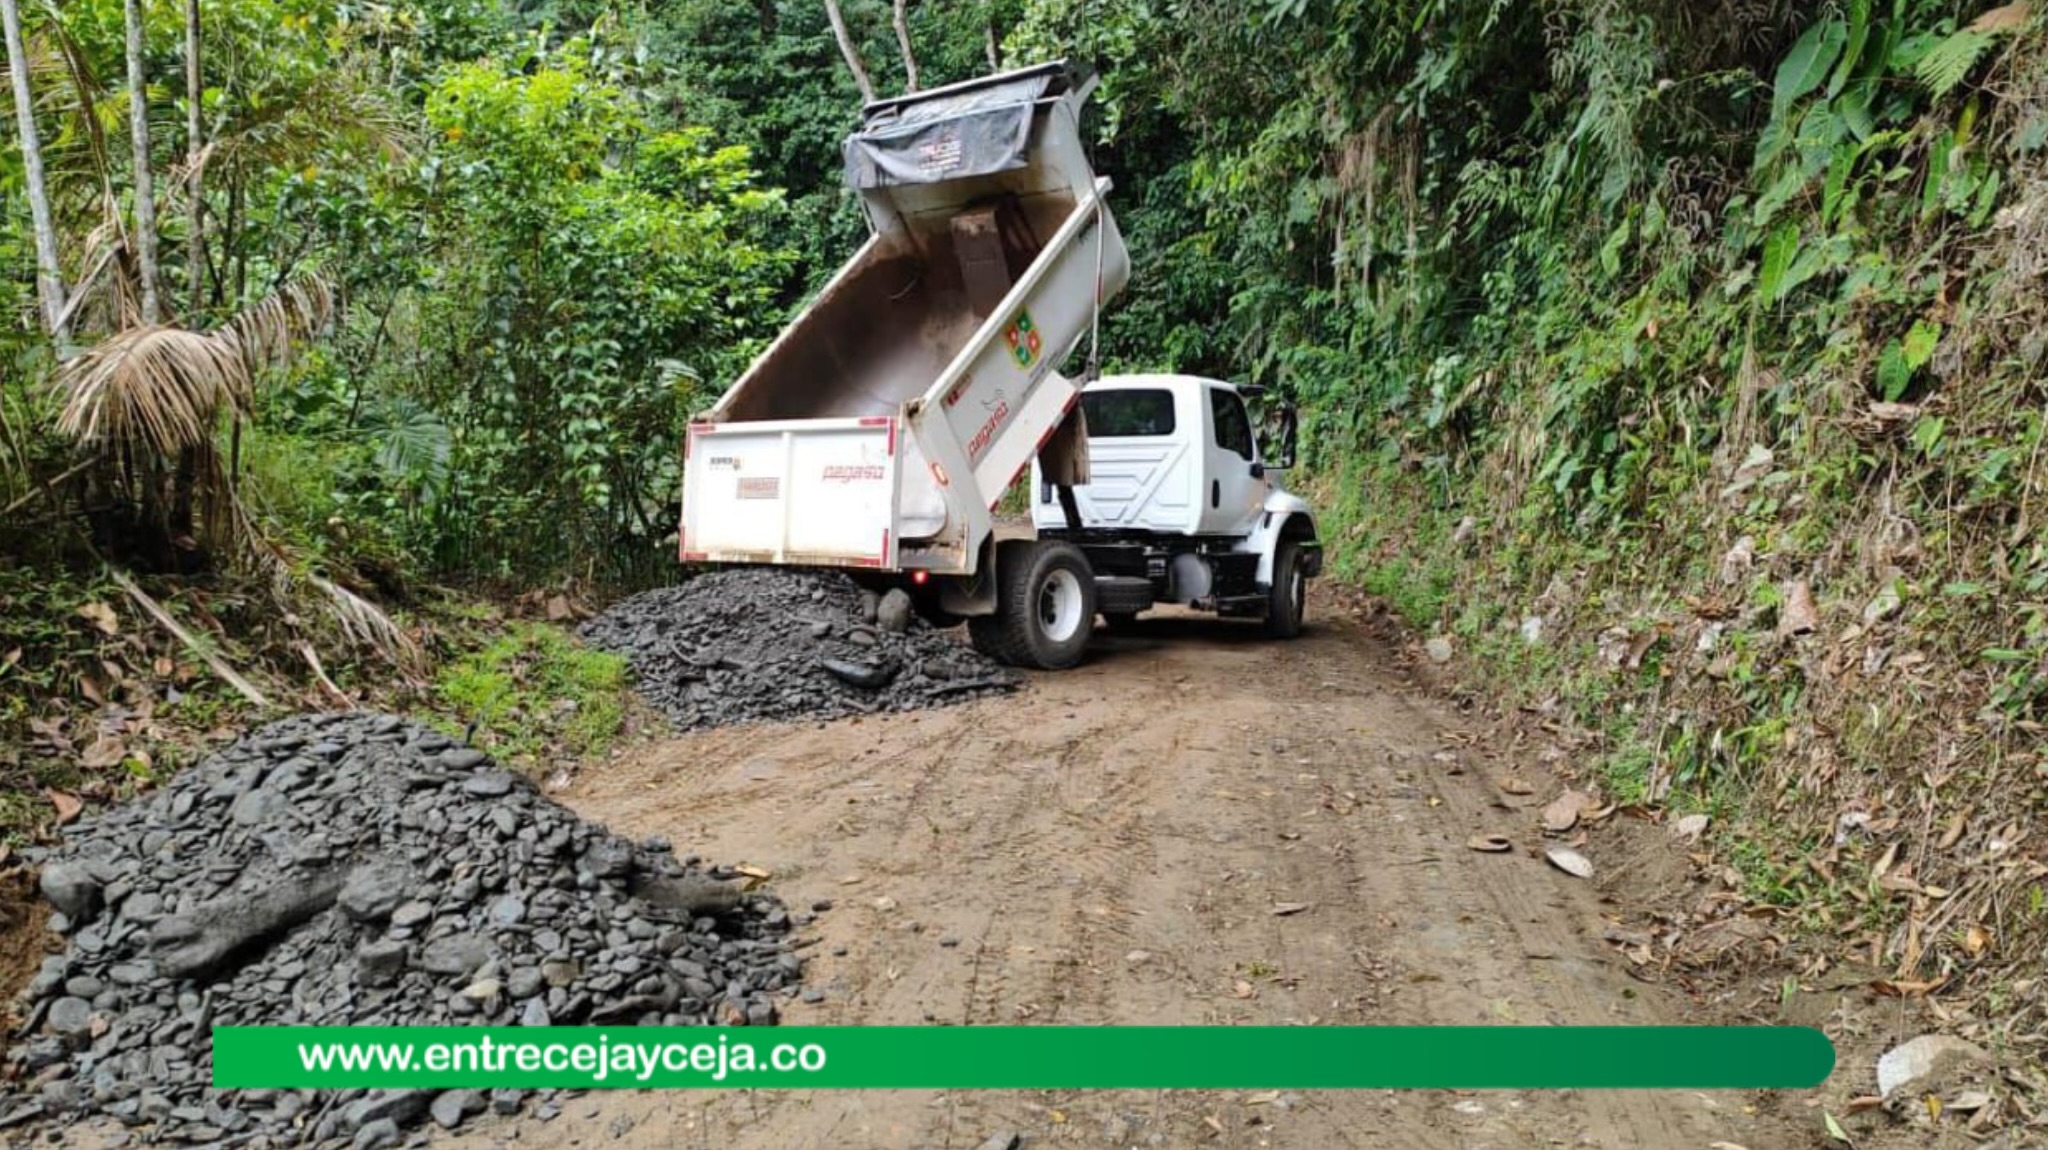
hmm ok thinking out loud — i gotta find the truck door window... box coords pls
[1082,389,1176,436]
[1210,389,1254,459]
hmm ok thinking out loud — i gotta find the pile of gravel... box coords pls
[579,567,1017,729]
[6,713,802,1146]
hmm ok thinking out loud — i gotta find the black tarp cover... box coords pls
[842,72,1055,189]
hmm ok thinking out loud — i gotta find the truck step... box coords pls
[1095,575,1155,615]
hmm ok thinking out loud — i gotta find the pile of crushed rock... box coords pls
[5,713,804,1147]
[579,567,1016,728]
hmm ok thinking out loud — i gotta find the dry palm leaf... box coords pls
[53,325,245,454]
[53,276,334,456]
[309,574,420,668]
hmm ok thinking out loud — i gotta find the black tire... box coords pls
[1264,540,1307,639]
[967,613,1014,662]
[970,540,1097,670]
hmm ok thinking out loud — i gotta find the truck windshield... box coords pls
[1082,389,1176,436]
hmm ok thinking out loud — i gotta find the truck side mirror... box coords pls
[1261,403,1299,470]
[1250,461,1266,480]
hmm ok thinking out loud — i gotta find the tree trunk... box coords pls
[183,0,203,315]
[124,0,161,324]
[892,0,919,91]
[823,0,876,103]
[985,9,1002,69]
[2,0,70,341]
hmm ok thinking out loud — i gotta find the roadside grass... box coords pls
[431,622,629,771]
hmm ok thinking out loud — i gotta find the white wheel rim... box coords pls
[1038,568,1086,644]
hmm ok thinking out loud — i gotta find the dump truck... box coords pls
[679,60,1321,670]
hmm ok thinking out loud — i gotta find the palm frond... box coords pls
[216,277,335,396]
[51,276,335,455]
[206,69,414,176]
[308,573,421,668]
[228,494,422,672]
[52,324,246,455]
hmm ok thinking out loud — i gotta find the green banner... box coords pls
[212,1026,1834,1090]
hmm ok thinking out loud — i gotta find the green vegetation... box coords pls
[4,0,2046,1057]
[432,622,628,769]
[992,0,2043,1028]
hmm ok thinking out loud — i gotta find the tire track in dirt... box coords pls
[438,598,1808,1150]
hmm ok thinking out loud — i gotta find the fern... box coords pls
[362,398,452,495]
[1916,29,1993,97]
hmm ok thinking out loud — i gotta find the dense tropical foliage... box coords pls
[6,0,2048,1055]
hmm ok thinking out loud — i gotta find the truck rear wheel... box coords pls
[969,540,1097,670]
[1264,540,1308,639]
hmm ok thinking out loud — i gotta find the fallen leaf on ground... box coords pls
[47,790,83,824]
[1779,579,1819,637]
[1542,789,1596,832]
[1709,1142,1752,1150]
[1963,924,1992,956]
[1245,1091,1280,1105]
[76,601,119,635]
[1872,976,1948,997]
[1938,811,1968,850]
[80,736,128,770]
[1466,834,1512,853]
[1498,777,1535,795]
[1822,1111,1851,1145]
[1231,980,1256,999]
[1948,1090,1993,1112]
[734,864,771,880]
[870,896,897,912]
[1271,902,1311,916]
[1202,1115,1224,1136]
[1673,813,1710,839]
[1544,845,1594,879]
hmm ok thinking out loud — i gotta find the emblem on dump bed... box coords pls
[1004,310,1042,369]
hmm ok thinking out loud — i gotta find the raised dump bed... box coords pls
[680,60,1320,672]
[682,60,1130,574]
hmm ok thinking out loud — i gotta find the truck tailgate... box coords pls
[681,417,899,568]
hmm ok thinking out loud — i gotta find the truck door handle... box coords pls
[1211,480,1220,508]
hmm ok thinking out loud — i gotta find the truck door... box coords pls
[1201,386,1266,536]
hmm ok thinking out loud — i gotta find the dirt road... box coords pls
[455,596,1812,1150]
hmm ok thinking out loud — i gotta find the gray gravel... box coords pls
[579,567,1016,728]
[6,712,803,1146]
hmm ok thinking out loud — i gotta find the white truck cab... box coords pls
[679,61,1321,671]
[1028,374,1321,633]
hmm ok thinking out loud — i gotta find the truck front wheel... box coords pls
[1264,540,1308,639]
[969,540,1097,670]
